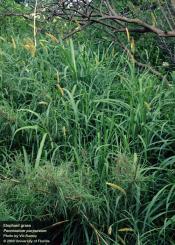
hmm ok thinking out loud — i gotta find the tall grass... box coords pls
[0,17,175,244]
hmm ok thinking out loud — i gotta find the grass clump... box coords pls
[0,19,175,244]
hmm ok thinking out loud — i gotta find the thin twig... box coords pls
[42,220,69,230]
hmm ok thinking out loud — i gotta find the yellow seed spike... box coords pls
[46,32,59,43]
[95,56,99,65]
[11,37,16,49]
[112,48,115,57]
[56,83,64,96]
[151,13,157,27]
[108,225,112,235]
[126,28,130,42]
[131,37,135,53]
[38,101,48,105]
[74,20,81,30]
[62,126,67,137]
[24,39,36,57]
[144,101,151,111]
[57,71,60,83]
[39,40,45,47]
[118,228,134,232]
[106,182,126,196]
[56,71,64,96]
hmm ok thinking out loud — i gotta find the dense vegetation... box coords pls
[0,1,175,244]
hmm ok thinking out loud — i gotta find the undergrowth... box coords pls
[0,16,175,245]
